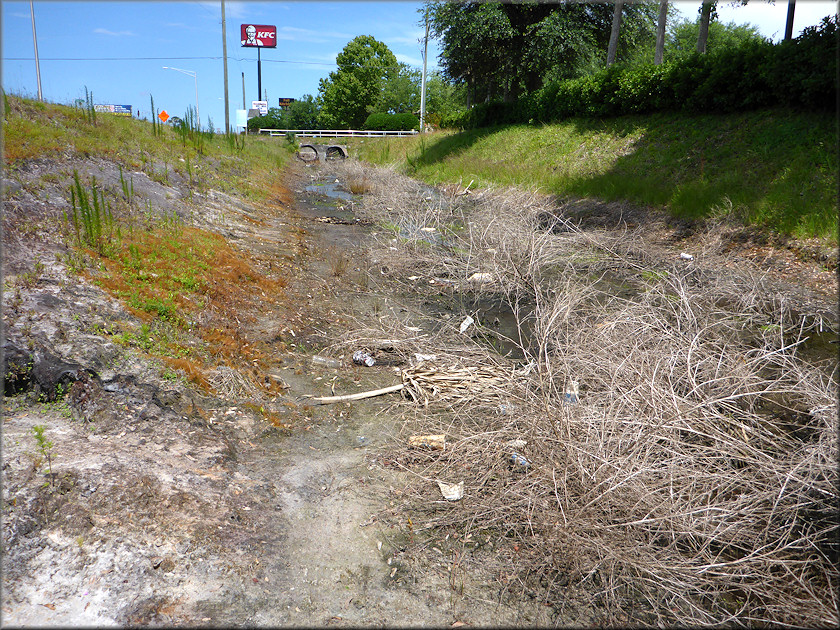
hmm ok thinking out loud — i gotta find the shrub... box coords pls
[363,112,419,131]
[458,16,836,129]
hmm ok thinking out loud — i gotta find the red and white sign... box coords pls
[241,24,277,48]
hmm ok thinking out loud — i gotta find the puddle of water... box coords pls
[305,180,354,202]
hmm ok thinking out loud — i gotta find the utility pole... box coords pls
[221,0,230,134]
[29,0,43,101]
[242,72,247,134]
[420,17,429,134]
[784,0,796,41]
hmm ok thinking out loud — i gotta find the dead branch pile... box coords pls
[331,160,839,626]
[400,362,529,407]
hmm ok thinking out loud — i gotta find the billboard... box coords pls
[278,98,296,109]
[94,104,132,117]
[241,24,277,48]
[252,100,268,116]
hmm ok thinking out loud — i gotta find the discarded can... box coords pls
[312,355,342,368]
[459,315,475,334]
[352,350,375,367]
[509,452,530,469]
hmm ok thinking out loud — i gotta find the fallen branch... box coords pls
[310,383,405,404]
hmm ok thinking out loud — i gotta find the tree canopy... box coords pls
[317,35,399,129]
[425,0,659,104]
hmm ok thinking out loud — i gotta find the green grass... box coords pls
[3,94,295,202]
[348,109,837,243]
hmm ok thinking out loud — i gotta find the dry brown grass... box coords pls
[329,160,839,627]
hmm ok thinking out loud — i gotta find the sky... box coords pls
[2,1,836,133]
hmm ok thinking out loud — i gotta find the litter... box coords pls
[408,434,446,450]
[311,355,341,368]
[468,272,493,284]
[412,353,437,365]
[509,452,530,469]
[679,252,694,261]
[459,315,475,334]
[437,480,464,501]
[352,350,375,367]
[563,380,579,404]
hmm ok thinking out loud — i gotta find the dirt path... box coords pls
[2,158,555,626]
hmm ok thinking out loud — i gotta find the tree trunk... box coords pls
[784,0,796,40]
[697,1,713,54]
[607,0,624,66]
[655,0,668,65]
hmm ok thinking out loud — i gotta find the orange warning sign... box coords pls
[158,110,169,123]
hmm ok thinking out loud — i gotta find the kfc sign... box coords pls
[241,24,277,48]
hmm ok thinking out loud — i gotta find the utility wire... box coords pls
[3,56,339,66]
[3,56,415,70]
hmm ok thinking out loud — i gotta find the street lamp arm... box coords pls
[162,66,200,127]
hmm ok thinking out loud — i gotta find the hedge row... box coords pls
[452,15,836,129]
[363,112,419,131]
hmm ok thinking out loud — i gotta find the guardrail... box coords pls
[258,129,419,138]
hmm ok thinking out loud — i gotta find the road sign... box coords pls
[158,110,169,123]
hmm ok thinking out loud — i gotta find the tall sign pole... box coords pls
[222,1,230,134]
[29,0,43,101]
[257,48,262,101]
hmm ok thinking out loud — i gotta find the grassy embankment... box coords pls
[348,109,837,243]
[3,95,298,400]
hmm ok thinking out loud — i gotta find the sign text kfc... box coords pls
[241,24,277,48]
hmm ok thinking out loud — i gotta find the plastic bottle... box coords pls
[311,355,341,368]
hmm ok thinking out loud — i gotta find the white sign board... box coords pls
[251,100,268,116]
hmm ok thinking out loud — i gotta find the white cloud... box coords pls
[276,25,354,43]
[395,52,422,67]
[93,28,135,37]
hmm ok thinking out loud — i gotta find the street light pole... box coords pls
[29,0,43,101]
[162,66,199,126]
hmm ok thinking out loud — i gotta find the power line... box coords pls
[2,56,417,70]
[2,55,338,66]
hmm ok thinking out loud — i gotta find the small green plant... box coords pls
[31,425,54,487]
[150,94,160,137]
[83,86,96,125]
[225,131,245,153]
[119,165,134,205]
[18,260,45,288]
[66,170,117,255]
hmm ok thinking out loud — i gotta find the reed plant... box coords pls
[66,170,117,255]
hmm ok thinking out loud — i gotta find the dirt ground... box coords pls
[1,155,569,627]
[2,149,836,627]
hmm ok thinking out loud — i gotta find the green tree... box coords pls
[285,94,320,129]
[425,1,658,104]
[423,71,467,123]
[667,17,767,58]
[317,35,399,128]
[376,63,421,114]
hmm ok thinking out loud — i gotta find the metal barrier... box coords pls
[258,129,419,138]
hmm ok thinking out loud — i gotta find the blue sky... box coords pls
[2,1,836,132]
